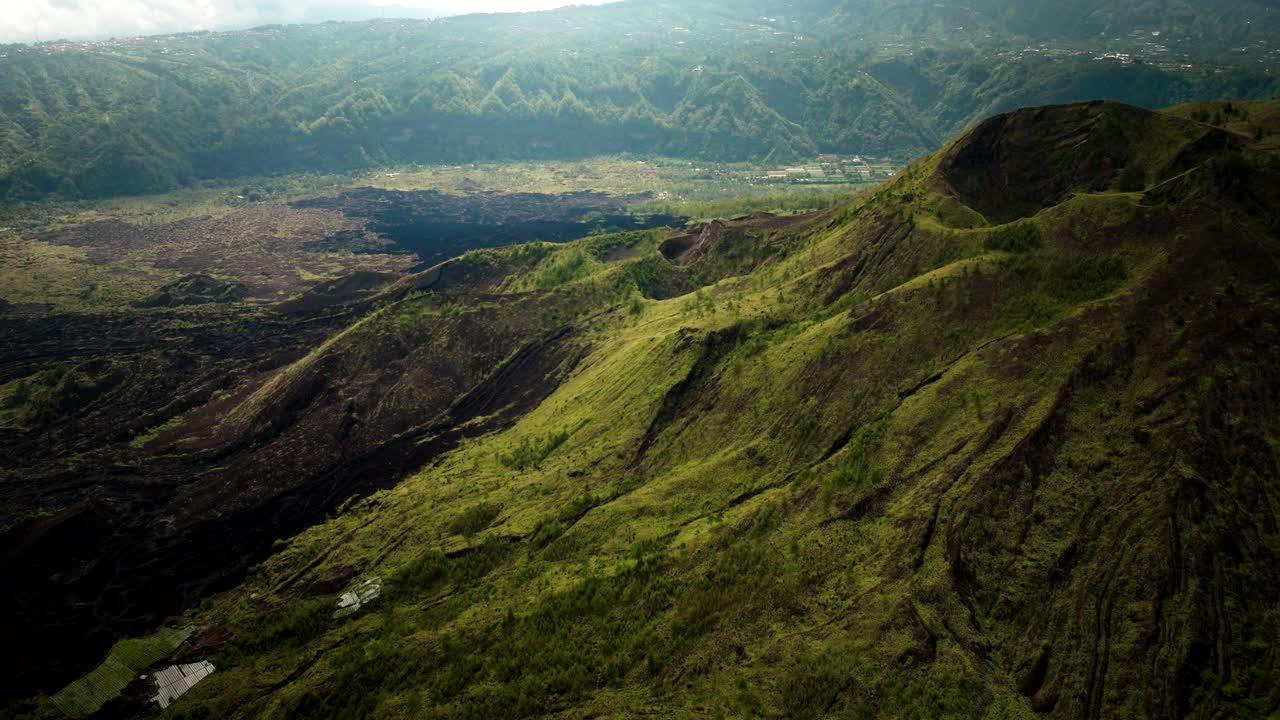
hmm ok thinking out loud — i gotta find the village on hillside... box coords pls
[754,155,898,184]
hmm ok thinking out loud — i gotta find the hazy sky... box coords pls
[0,0,617,43]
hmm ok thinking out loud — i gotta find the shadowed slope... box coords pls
[934,100,1249,223]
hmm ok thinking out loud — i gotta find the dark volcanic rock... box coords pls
[294,188,685,270]
[135,274,249,308]
[276,270,401,314]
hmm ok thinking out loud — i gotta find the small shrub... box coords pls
[535,251,589,289]
[1213,152,1256,200]
[778,651,852,719]
[232,597,332,655]
[561,493,600,521]
[682,288,716,318]
[529,518,565,549]
[831,421,888,488]
[1116,161,1148,192]
[499,430,570,470]
[390,551,448,593]
[171,705,214,720]
[933,196,985,229]
[966,389,987,420]
[1050,255,1128,302]
[984,222,1042,253]
[392,541,513,599]
[448,502,502,537]
[509,242,553,267]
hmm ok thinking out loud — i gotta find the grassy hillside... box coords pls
[0,0,1277,200]
[8,99,1277,719]
[1165,99,1280,152]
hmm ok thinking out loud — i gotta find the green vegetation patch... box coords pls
[0,366,95,431]
[533,251,592,290]
[447,502,504,537]
[991,251,1130,330]
[130,414,187,449]
[1049,254,1130,303]
[266,534,805,720]
[984,221,1043,253]
[498,429,571,471]
[830,420,889,489]
[932,196,988,229]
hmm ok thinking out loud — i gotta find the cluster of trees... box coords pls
[0,0,1276,199]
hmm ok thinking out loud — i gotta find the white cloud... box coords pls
[0,0,616,43]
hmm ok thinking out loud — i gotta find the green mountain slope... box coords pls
[1,0,1277,200]
[11,99,1276,719]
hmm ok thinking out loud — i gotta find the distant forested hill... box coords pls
[0,0,1277,199]
[811,0,1278,45]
